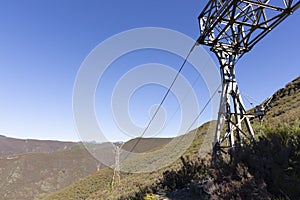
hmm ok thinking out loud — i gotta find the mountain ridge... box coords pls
[0,136,79,157]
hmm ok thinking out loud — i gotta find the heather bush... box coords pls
[158,156,209,191]
[214,126,300,199]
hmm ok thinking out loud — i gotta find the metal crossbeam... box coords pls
[197,0,300,153]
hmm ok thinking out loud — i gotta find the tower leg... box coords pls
[214,64,254,153]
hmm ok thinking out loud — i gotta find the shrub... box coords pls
[158,156,209,191]
[224,127,300,199]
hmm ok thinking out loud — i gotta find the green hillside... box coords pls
[44,76,300,200]
[122,137,172,153]
[259,75,300,127]
[43,122,215,200]
[0,147,102,200]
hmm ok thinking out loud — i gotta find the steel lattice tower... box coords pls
[197,0,300,153]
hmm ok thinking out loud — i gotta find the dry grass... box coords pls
[43,122,215,200]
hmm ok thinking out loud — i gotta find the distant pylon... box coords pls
[111,142,124,188]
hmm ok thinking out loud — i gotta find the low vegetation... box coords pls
[211,125,300,199]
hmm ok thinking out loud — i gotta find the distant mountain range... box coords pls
[0,137,76,157]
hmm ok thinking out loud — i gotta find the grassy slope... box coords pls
[45,76,300,200]
[0,136,175,199]
[44,122,215,200]
[253,76,300,129]
[0,147,102,200]
[122,138,172,153]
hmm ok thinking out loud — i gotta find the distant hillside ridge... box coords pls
[0,137,78,157]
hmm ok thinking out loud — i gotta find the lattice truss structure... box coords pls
[111,142,124,188]
[197,0,300,150]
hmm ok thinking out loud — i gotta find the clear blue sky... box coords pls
[0,0,299,142]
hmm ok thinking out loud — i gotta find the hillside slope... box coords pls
[0,147,102,200]
[43,122,215,200]
[44,76,300,200]
[262,75,300,127]
[0,136,175,200]
[122,137,172,153]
